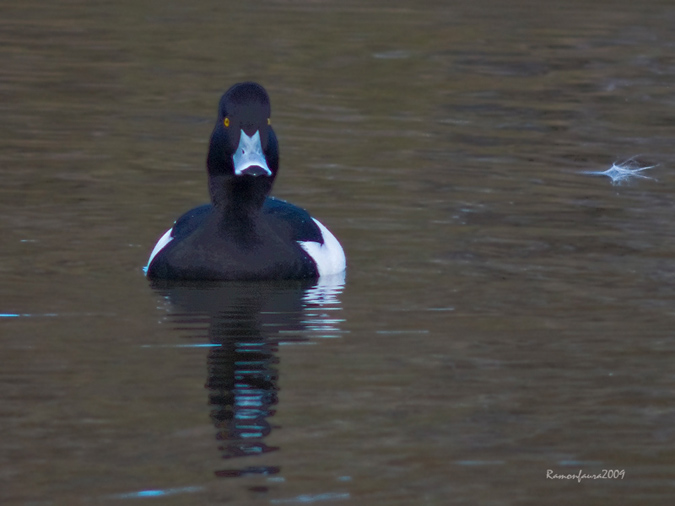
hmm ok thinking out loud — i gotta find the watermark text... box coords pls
[546,469,625,482]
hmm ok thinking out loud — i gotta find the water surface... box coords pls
[2,0,675,504]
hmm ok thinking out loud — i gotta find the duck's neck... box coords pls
[209,175,272,236]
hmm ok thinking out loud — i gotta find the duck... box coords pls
[145,82,346,281]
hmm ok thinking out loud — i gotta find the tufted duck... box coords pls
[145,82,346,281]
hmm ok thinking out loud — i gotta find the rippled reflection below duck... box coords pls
[150,275,345,478]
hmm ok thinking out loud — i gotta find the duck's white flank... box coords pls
[298,218,346,277]
[145,228,173,273]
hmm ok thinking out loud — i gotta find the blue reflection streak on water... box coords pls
[558,460,604,466]
[1,313,59,318]
[111,486,203,499]
[271,492,351,504]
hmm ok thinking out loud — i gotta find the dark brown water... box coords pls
[2,1,675,504]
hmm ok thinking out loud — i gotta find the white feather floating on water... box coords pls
[582,158,658,185]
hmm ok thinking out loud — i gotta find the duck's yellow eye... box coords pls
[267,118,271,125]
[223,117,230,128]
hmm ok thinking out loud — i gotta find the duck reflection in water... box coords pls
[150,275,345,478]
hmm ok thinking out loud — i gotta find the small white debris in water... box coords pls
[582,159,657,185]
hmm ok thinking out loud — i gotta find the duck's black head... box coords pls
[207,82,279,211]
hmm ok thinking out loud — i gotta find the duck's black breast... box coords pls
[146,198,322,281]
